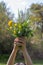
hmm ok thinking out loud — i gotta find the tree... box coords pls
[30,3,43,39]
[0,1,14,38]
[0,1,14,54]
[28,3,43,58]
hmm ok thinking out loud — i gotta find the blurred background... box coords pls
[0,0,43,65]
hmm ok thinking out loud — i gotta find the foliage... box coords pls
[7,20,33,38]
[0,54,43,65]
[0,1,43,59]
[0,1,14,38]
[29,3,43,38]
[0,1,14,54]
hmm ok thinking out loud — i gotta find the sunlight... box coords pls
[0,0,43,18]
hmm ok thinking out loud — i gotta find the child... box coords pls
[6,38,33,65]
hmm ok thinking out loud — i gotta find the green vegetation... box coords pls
[7,20,33,38]
[0,1,43,65]
[0,54,43,65]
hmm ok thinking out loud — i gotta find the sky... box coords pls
[0,0,43,18]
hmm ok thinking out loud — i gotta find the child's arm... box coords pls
[6,44,18,65]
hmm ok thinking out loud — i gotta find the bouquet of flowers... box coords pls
[7,20,33,38]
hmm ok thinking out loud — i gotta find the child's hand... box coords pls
[14,37,26,50]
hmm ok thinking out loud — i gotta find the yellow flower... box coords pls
[14,30,16,34]
[14,23,17,27]
[10,26,12,29]
[8,20,12,26]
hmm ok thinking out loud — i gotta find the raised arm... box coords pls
[22,47,33,65]
[17,38,33,65]
[6,44,18,65]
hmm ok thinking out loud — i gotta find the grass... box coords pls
[0,54,43,65]
[33,59,43,65]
